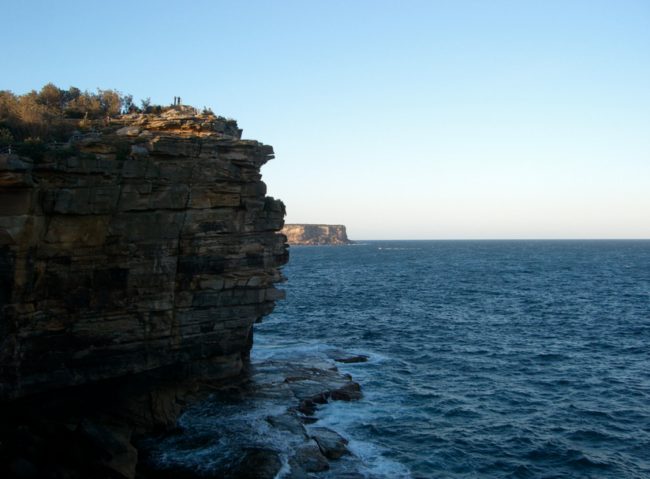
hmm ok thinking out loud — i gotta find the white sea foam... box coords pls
[252,337,387,365]
[249,338,412,477]
[347,440,412,478]
[311,392,413,478]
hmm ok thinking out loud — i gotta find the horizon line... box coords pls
[347,238,650,241]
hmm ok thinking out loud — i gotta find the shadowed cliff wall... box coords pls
[0,109,288,400]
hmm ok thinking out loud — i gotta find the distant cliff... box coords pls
[0,107,288,400]
[282,224,352,245]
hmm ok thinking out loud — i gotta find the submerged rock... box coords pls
[333,354,369,364]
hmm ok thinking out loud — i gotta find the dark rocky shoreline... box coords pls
[0,351,368,478]
[137,352,369,479]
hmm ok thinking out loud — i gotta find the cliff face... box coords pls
[282,224,351,245]
[0,109,288,400]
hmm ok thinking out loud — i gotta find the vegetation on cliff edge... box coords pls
[0,83,206,146]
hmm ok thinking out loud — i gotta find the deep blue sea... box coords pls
[252,240,650,478]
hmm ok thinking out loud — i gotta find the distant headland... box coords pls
[282,224,353,245]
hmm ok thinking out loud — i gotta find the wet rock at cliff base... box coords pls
[266,412,308,437]
[280,364,360,399]
[310,427,349,459]
[76,419,138,478]
[290,441,330,472]
[228,448,282,479]
[247,358,363,419]
[331,381,363,401]
[136,356,366,478]
[321,348,370,364]
[297,399,318,416]
[283,467,309,479]
[332,353,369,364]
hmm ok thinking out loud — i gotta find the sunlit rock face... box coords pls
[0,109,288,399]
[281,224,352,245]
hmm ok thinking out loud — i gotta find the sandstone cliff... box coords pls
[0,108,288,400]
[282,224,352,245]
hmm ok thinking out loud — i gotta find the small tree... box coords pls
[37,83,64,111]
[16,91,50,139]
[98,89,122,117]
[0,127,13,146]
[120,94,134,113]
[140,97,151,112]
[63,86,81,103]
[66,91,101,119]
[0,90,18,122]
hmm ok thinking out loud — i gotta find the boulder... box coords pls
[333,354,369,364]
[291,442,329,472]
[266,412,307,437]
[76,419,138,479]
[310,427,349,459]
[228,448,282,479]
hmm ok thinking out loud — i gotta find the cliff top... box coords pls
[111,107,242,140]
[0,83,241,147]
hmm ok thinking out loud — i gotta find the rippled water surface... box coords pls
[254,240,650,478]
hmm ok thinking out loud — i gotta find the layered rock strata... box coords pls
[281,223,352,245]
[0,108,288,400]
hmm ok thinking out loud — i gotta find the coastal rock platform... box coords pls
[137,354,368,478]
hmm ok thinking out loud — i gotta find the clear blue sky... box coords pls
[3,0,649,239]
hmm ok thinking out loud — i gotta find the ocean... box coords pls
[147,240,650,478]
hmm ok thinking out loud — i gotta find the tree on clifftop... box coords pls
[0,84,135,142]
